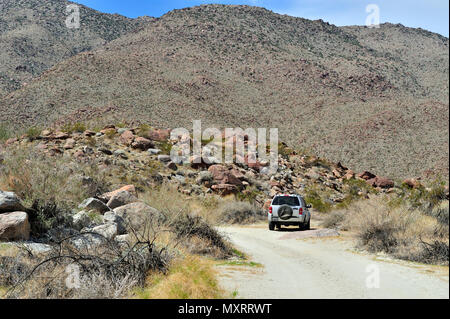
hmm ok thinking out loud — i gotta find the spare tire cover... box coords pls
[278,205,293,220]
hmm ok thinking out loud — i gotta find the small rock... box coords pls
[166,161,178,171]
[132,137,154,151]
[115,234,130,243]
[113,149,128,159]
[99,147,113,155]
[158,155,171,163]
[148,148,161,155]
[357,171,376,181]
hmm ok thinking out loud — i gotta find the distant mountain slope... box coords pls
[0,4,448,179]
[0,0,151,96]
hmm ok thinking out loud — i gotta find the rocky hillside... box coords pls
[0,4,448,179]
[0,0,151,96]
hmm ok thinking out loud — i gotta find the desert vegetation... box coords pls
[321,184,449,265]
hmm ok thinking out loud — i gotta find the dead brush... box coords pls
[4,224,172,299]
[339,196,449,264]
[217,201,265,225]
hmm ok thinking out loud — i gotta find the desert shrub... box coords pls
[61,122,86,134]
[321,210,346,229]
[431,201,449,226]
[140,184,232,258]
[171,214,231,258]
[341,197,449,265]
[235,187,263,203]
[304,187,332,213]
[0,148,109,207]
[218,201,264,224]
[137,124,151,137]
[396,179,448,214]
[414,240,449,265]
[25,127,41,141]
[27,200,73,240]
[0,124,10,141]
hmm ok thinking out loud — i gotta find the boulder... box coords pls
[367,176,394,189]
[357,171,376,181]
[113,202,161,230]
[211,184,238,196]
[119,130,134,146]
[343,170,355,180]
[102,212,127,235]
[63,138,76,149]
[144,129,170,142]
[0,212,30,241]
[402,178,421,189]
[208,165,243,186]
[0,191,25,213]
[71,233,105,250]
[72,210,91,230]
[78,198,110,214]
[106,190,138,209]
[92,224,118,240]
[99,185,136,203]
[131,137,154,151]
[196,171,213,184]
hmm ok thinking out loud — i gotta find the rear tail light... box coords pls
[299,207,303,215]
[269,206,273,214]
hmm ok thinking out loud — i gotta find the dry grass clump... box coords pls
[140,184,232,258]
[0,147,109,208]
[133,255,223,299]
[324,196,449,265]
[217,201,265,225]
[321,210,346,229]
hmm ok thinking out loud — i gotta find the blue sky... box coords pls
[75,0,449,36]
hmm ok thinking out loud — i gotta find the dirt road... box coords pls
[217,225,449,299]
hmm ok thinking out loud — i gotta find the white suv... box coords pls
[268,194,311,231]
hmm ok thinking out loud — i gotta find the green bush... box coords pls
[25,127,41,141]
[61,122,86,133]
[0,124,10,141]
[304,188,332,213]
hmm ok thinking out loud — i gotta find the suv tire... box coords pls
[304,219,311,230]
[269,222,275,231]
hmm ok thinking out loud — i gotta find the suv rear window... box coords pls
[272,196,300,206]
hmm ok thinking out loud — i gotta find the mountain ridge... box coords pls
[0,3,448,180]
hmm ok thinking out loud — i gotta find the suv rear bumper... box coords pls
[269,215,306,224]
